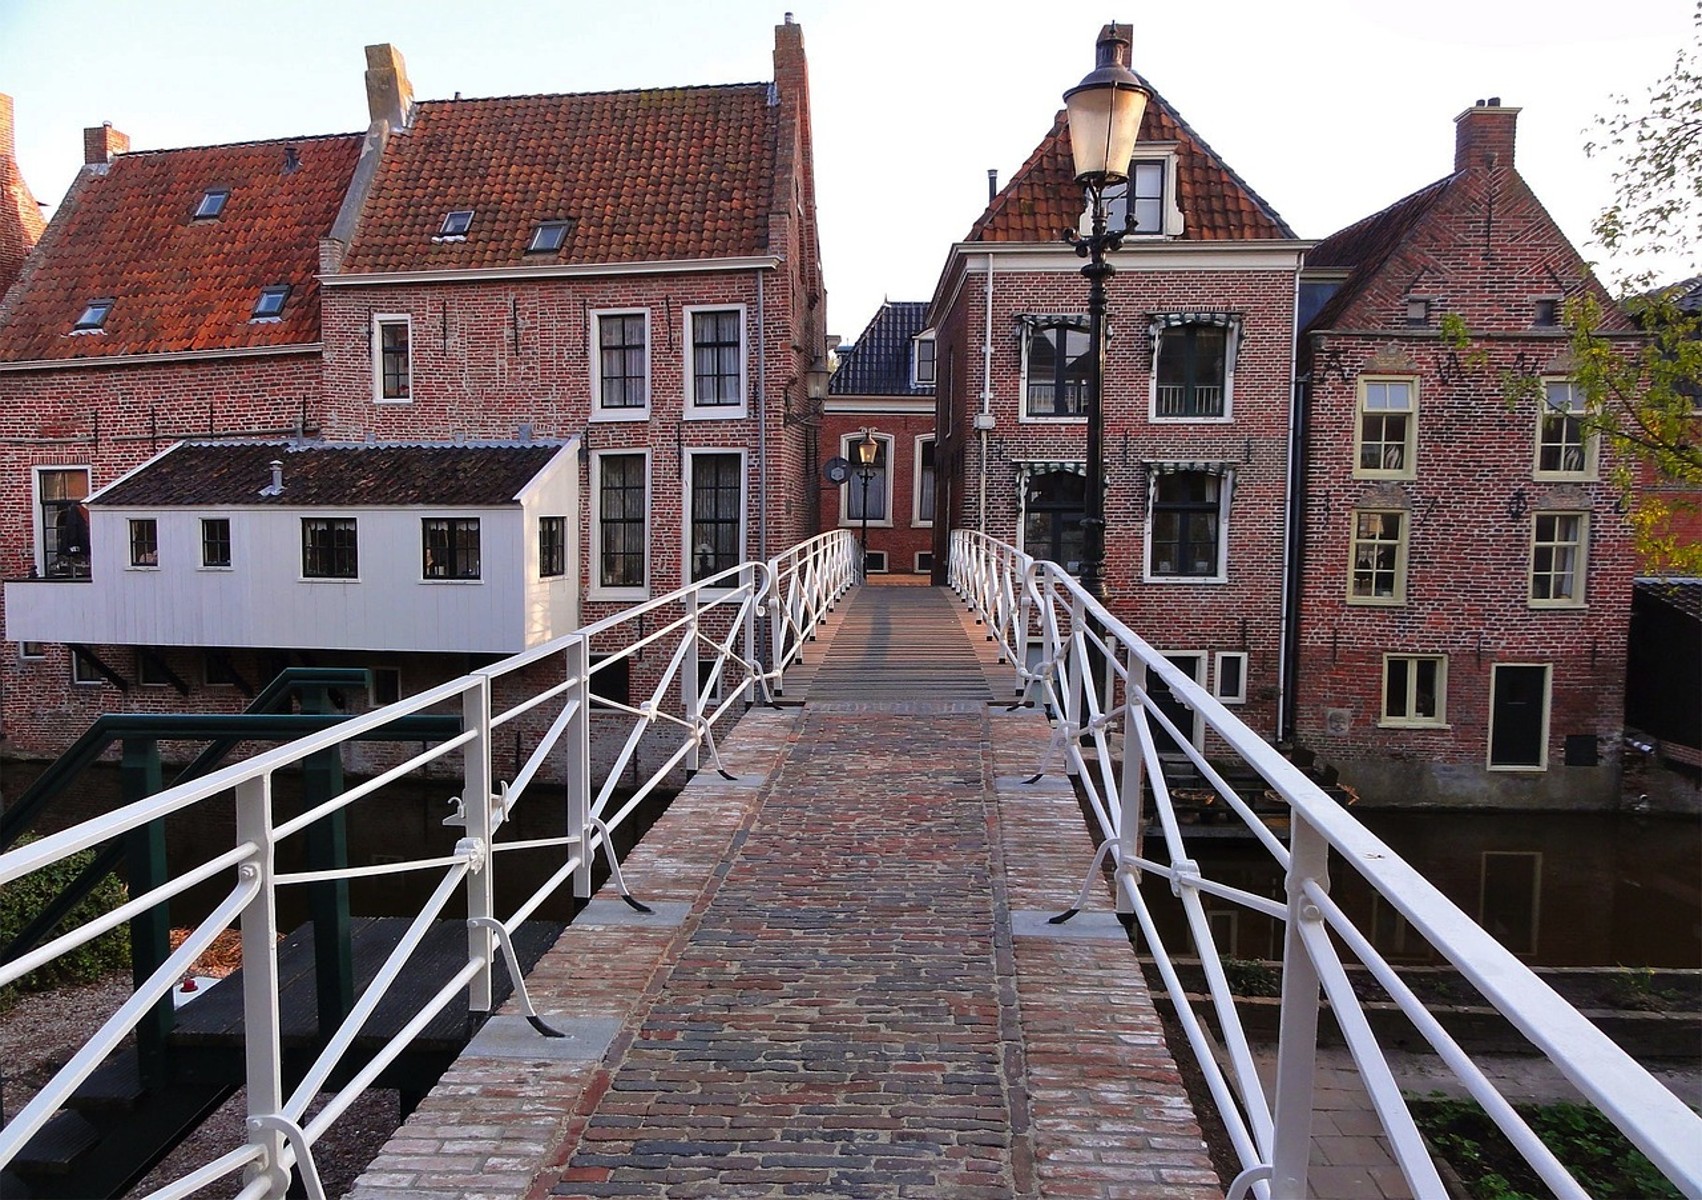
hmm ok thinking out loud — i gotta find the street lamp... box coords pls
[1063,24,1148,602]
[854,427,879,566]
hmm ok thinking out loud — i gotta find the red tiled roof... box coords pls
[0,134,362,363]
[340,86,776,274]
[968,82,1294,244]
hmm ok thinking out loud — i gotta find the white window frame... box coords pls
[912,332,937,387]
[1487,662,1553,772]
[1213,651,1248,704]
[681,448,748,590]
[137,648,172,688]
[839,432,894,529]
[914,550,935,574]
[1142,467,1232,584]
[912,435,936,528]
[1353,376,1418,480]
[373,313,412,404]
[682,304,748,419]
[1149,319,1238,424]
[590,308,651,422]
[590,448,651,602]
[1018,318,1090,424]
[863,549,889,574]
[19,642,47,661]
[1533,378,1597,480]
[71,648,104,686]
[1346,509,1408,606]
[1095,147,1184,238]
[1529,511,1588,609]
[1380,653,1449,728]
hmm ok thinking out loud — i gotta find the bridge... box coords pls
[2,530,1698,1199]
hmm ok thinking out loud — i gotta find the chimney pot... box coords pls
[363,43,414,131]
[1454,100,1520,173]
[987,168,998,203]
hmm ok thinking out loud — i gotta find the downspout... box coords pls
[756,268,768,561]
[1277,254,1306,743]
[979,252,994,534]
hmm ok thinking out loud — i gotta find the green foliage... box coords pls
[1606,964,1685,1012]
[0,835,130,1010]
[1221,957,1281,997]
[1411,1095,1685,1199]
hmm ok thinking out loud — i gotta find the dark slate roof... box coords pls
[339,85,776,273]
[0,134,363,362]
[93,441,565,507]
[1302,173,1460,333]
[830,301,932,397]
[1663,276,1702,314]
[1637,578,1702,621]
[968,75,1294,244]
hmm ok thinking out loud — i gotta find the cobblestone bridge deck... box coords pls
[348,585,1220,1199]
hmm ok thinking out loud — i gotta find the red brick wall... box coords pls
[819,410,937,574]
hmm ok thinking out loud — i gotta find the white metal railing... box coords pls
[949,528,1702,1200]
[0,534,857,1199]
[1155,381,1225,417]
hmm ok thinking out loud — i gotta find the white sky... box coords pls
[1,0,1692,342]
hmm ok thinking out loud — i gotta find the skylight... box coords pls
[73,300,113,332]
[438,210,474,239]
[252,285,291,320]
[527,220,573,253]
[194,189,229,219]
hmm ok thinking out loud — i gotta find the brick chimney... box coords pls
[1454,98,1519,172]
[1,94,47,297]
[83,121,129,165]
[364,44,414,131]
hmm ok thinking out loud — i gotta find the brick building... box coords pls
[1291,101,1639,808]
[926,28,1308,744]
[823,301,937,576]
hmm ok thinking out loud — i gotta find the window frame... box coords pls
[19,641,47,661]
[137,649,172,688]
[421,517,482,582]
[437,209,474,239]
[1019,318,1091,422]
[590,308,651,421]
[1533,378,1597,480]
[373,314,412,403]
[1150,320,1237,422]
[1144,468,1231,584]
[1380,653,1449,727]
[201,517,232,569]
[251,284,290,321]
[683,448,747,587]
[590,449,650,601]
[538,515,567,579]
[127,518,159,569]
[73,299,112,332]
[912,333,937,387]
[912,435,936,528]
[1346,509,1409,606]
[1213,650,1248,704]
[1100,150,1182,237]
[301,517,359,581]
[71,648,104,687]
[34,466,92,579]
[526,220,572,253]
[193,189,230,220]
[1353,376,1419,480]
[839,432,894,528]
[682,304,747,418]
[1529,511,1588,608]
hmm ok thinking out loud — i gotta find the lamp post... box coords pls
[1063,24,1148,603]
[854,427,879,567]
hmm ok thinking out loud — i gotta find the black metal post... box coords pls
[1077,183,1118,603]
[858,467,874,563]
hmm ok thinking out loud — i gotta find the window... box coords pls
[1480,851,1542,955]
[686,307,744,412]
[1153,320,1233,419]
[1147,653,1205,754]
[128,518,158,567]
[138,650,171,688]
[539,516,566,578]
[1214,651,1248,704]
[20,642,46,660]
[302,518,358,579]
[1355,378,1417,478]
[1530,512,1587,607]
[915,551,935,573]
[37,467,91,578]
[1382,654,1447,726]
[205,652,243,688]
[1149,470,1226,580]
[1107,159,1167,234]
[71,649,104,686]
[589,654,631,707]
[201,518,231,568]
[194,189,228,219]
[594,452,647,594]
[252,285,290,320]
[1535,380,1594,478]
[1405,297,1431,326]
[912,334,936,386]
[863,549,888,573]
[1348,510,1407,604]
[842,435,890,523]
[914,437,936,526]
[594,311,649,413]
[370,667,401,707]
[688,452,743,582]
[1533,298,1560,328]
[73,299,112,332]
[527,220,572,253]
[422,518,481,580]
[374,315,411,402]
[1023,319,1090,417]
[1024,470,1085,570]
[1489,663,1551,770]
[437,209,473,238]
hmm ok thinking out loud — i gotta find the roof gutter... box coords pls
[321,255,782,288]
[0,343,322,373]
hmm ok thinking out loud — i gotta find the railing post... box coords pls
[1115,643,1144,917]
[299,683,353,1044]
[565,637,592,899]
[120,737,172,1087]
[742,563,760,707]
[235,774,288,1198]
[683,598,702,773]
[1270,812,1329,1195]
[462,675,495,1016]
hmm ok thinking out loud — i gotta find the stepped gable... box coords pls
[830,300,932,397]
[338,85,776,274]
[0,134,363,362]
[92,440,563,507]
[967,76,1294,245]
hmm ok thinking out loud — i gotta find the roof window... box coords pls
[527,220,573,253]
[435,210,474,241]
[252,285,291,320]
[72,299,113,332]
[194,189,229,220]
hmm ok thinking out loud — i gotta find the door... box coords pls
[1489,664,1550,769]
[1145,653,1204,757]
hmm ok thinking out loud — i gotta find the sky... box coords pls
[1,0,1692,342]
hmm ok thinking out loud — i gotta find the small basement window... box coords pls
[73,299,113,331]
[437,210,474,239]
[194,189,229,219]
[252,285,290,320]
[527,220,573,253]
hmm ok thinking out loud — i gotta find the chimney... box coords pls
[260,459,285,496]
[83,122,129,165]
[1454,98,1519,173]
[987,168,998,203]
[0,94,15,160]
[364,43,414,131]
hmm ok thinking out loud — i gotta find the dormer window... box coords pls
[72,299,112,332]
[436,210,474,240]
[1100,150,1183,237]
[527,220,573,253]
[251,285,290,320]
[194,189,229,219]
[912,333,936,387]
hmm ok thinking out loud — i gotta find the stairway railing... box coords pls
[949,527,1702,1200]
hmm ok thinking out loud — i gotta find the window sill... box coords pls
[839,520,894,530]
[198,566,234,573]
[1531,471,1598,483]
[1487,763,1549,773]
[683,405,748,421]
[589,587,649,603]
[1351,470,1416,483]
[373,397,413,406]
[590,408,650,423]
[126,564,160,572]
[1018,413,1088,424]
[300,576,361,584]
[1528,600,1588,611]
[1378,720,1452,730]
[1346,596,1406,607]
[420,578,484,585]
[1144,574,1227,585]
[1150,414,1233,425]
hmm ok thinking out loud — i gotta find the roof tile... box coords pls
[830,301,932,397]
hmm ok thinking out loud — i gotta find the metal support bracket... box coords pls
[249,1114,327,1200]
[467,916,565,1037]
[589,817,652,913]
[1052,839,1118,923]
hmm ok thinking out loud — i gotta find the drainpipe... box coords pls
[979,252,994,534]
[1277,257,1306,743]
[756,268,768,561]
